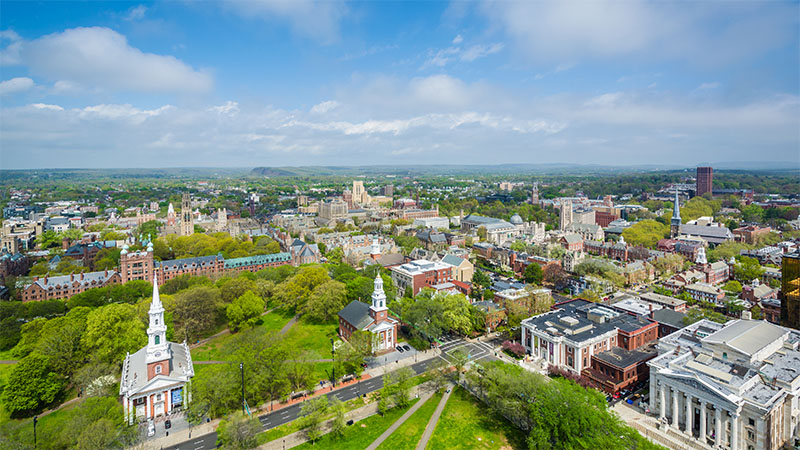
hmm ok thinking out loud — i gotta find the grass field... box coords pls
[426,387,527,450]
[292,398,420,450]
[376,392,443,450]
[283,318,340,358]
[191,308,295,361]
[0,348,16,360]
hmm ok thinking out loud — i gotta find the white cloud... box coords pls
[0,30,21,41]
[480,0,797,66]
[30,103,63,111]
[311,100,339,114]
[697,82,720,90]
[52,80,82,94]
[223,0,346,43]
[125,5,147,21]
[452,34,463,44]
[422,41,504,68]
[208,101,240,115]
[6,27,212,94]
[460,43,504,62]
[0,77,34,95]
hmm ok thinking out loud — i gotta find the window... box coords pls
[722,352,728,360]
[155,335,160,345]
[157,394,161,401]
[747,430,755,441]
[155,365,162,374]
[748,418,755,426]
[155,319,159,325]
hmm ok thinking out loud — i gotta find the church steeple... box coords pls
[146,275,170,365]
[370,274,387,311]
[670,189,682,238]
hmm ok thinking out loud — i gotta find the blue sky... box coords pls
[1,0,798,169]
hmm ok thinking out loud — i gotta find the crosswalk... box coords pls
[438,339,496,365]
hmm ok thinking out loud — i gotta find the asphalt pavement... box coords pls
[164,337,497,450]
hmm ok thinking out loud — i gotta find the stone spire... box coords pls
[670,189,682,238]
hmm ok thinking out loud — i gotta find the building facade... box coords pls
[782,252,800,330]
[696,166,713,197]
[390,259,454,296]
[120,278,193,424]
[337,275,399,352]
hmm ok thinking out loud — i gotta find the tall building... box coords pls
[670,189,682,238]
[531,183,539,204]
[166,203,176,226]
[352,180,369,205]
[120,277,194,423]
[381,184,394,197]
[559,199,573,232]
[180,193,193,236]
[781,252,800,330]
[696,166,713,197]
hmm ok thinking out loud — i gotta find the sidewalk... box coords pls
[364,347,442,379]
[364,390,434,450]
[415,385,453,450]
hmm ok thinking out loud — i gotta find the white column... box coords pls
[699,400,707,442]
[685,393,693,435]
[659,384,666,423]
[672,388,679,429]
[715,408,722,447]
[730,412,739,450]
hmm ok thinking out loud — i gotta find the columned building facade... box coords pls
[649,319,800,450]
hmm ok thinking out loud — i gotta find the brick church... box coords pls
[119,277,194,424]
[338,274,399,352]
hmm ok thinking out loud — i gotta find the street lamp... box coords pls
[240,363,245,415]
[33,416,37,449]
[330,338,335,387]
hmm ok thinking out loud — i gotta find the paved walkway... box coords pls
[0,360,18,364]
[415,385,453,450]
[38,396,82,418]
[364,391,435,450]
[279,314,300,335]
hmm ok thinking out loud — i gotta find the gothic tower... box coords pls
[146,276,171,380]
[670,189,682,238]
[180,193,193,236]
[559,199,573,232]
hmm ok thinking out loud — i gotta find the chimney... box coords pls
[70,273,74,281]
[44,276,48,284]
[649,303,654,319]
[80,272,84,280]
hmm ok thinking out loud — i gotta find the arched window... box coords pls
[722,352,728,360]
[155,365,162,374]
[155,335,160,345]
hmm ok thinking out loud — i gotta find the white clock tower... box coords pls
[146,275,170,365]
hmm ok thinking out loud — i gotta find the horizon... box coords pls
[1,1,798,169]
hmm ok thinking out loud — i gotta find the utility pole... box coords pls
[33,416,37,449]
[240,363,245,415]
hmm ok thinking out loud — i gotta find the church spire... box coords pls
[146,275,170,365]
[670,188,682,238]
[370,274,387,311]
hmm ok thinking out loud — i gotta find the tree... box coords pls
[740,204,765,223]
[472,269,491,288]
[542,264,568,286]
[218,277,257,304]
[304,280,347,322]
[1,353,65,416]
[510,241,526,252]
[734,257,765,283]
[439,292,474,335]
[750,304,763,320]
[523,263,543,285]
[82,303,146,364]
[329,397,346,437]
[621,220,669,248]
[227,291,265,331]
[173,285,221,342]
[218,411,261,450]
[300,395,329,443]
[326,247,344,264]
[274,266,330,311]
[681,197,716,223]
[286,351,317,393]
[477,226,488,242]
[722,280,742,294]
[725,300,745,317]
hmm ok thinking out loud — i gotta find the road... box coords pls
[164,337,497,450]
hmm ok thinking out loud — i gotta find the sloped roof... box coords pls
[442,254,466,267]
[338,300,373,330]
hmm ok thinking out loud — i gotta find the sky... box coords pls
[0,0,798,169]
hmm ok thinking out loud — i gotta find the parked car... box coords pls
[164,419,171,430]
[612,392,621,399]
[396,346,404,353]
[402,344,411,351]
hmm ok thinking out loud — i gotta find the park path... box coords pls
[190,307,280,349]
[0,360,18,364]
[38,396,82,418]
[415,385,454,450]
[279,313,300,335]
[364,391,435,450]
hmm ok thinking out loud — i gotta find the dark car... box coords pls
[403,344,411,351]
[396,346,404,353]
[164,419,171,430]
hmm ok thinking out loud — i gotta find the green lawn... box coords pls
[257,396,369,444]
[0,348,16,360]
[426,387,527,450]
[283,318,340,358]
[292,399,420,450]
[191,309,295,361]
[376,392,443,450]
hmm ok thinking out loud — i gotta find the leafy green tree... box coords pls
[218,277,257,304]
[477,226,488,241]
[722,280,742,294]
[217,411,261,450]
[734,257,765,283]
[227,291,265,331]
[740,204,765,223]
[300,396,329,443]
[472,269,491,288]
[173,285,221,342]
[274,266,330,311]
[326,247,344,264]
[523,263,543,285]
[680,197,716,222]
[304,280,347,322]
[329,397,346,437]
[1,353,65,417]
[750,305,763,320]
[82,303,146,364]
[286,351,317,393]
[621,219,669,248]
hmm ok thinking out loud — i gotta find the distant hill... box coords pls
[250,167,302,177]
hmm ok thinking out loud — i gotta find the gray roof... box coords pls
[157,255,221,271]
[651,308,687,329]
[338,300,373,329]
[29,270,117,290]
[679,224,733,244]
[702,320,788,356]
[120,341,193,395]
[562,233,582,245]
[441,254,466,267]
[593,345,656,369]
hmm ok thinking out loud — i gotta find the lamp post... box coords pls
[240,363,245,415]
[330,338,335,387]
[33,416,37,449]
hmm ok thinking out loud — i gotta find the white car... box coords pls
[147,420,155,437]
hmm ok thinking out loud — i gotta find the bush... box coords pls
[501,340,526,358]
